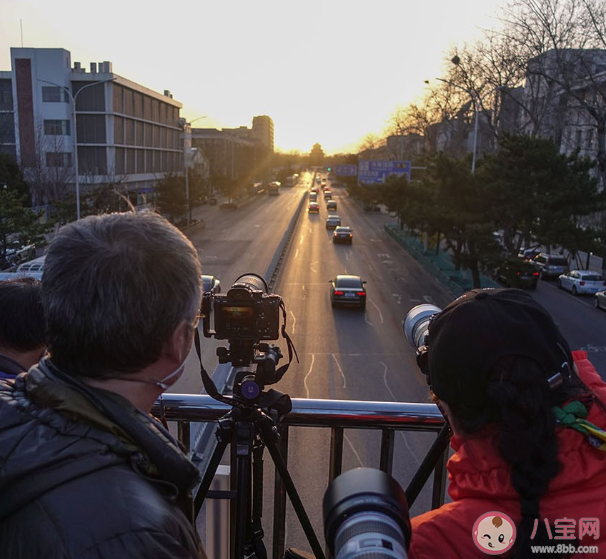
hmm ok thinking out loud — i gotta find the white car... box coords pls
[557,270,605,295]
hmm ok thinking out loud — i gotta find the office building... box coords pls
[1,47,183,206]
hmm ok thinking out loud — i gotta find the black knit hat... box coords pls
[426,288,573,407]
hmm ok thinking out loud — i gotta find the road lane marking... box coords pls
[332,354,347,389]
[344,435,364,467]
[289,310,297,334]
[299,234,305,245]
[369,298,384,323]
[303,354,315,399]
[294,248,299,259]
[381,361,421,466]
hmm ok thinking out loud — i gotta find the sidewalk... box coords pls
[384,224,500,297]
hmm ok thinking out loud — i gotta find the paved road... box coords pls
[179,174,606,554]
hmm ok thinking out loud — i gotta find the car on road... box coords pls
[495,258,539,289]
[323,190,332,200]
[325,214,341,229]
[557,270,605,295]
[332,226,353,244]
[594,291,606,311]
[329,274,366,309]
[533,253,569,280]
[326,200,337,212]
[308,202,320,213]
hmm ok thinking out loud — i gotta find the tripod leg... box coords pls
[194,435,231,516]
[259,419,326,559]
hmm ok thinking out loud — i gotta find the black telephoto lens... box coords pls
[233,273,269,293]
[323,468,411,559]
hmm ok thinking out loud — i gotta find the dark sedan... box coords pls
[329,275,366,309]
[332,226,353,244]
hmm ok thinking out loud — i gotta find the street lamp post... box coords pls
[184,116,207,226]
[429,78,503,174]
[431,77,480,173]
[40,77,115,219]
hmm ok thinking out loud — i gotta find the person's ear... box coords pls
[163,321,192,363]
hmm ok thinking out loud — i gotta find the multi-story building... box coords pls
[1,47,183,206]
[252,115,274,153]
[192,116,274,188]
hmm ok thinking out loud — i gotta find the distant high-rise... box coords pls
[252,115,274,154]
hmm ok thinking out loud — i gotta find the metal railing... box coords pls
[153,394,449,559]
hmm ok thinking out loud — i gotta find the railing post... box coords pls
[328,426,344,482]
[178,420,191,451]
[380,429,395,475]
[206,465,231,559]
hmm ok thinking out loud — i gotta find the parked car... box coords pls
[326,200,337,212]
[308,202,320,214]
[518,247,542,260]
[325,214,341,229]
[5,243,36,266]
[16,255,46,274]
[533,253,569,279]
[495,258,539,289]
[557,270,605,295]
[329,275,366,309]
[333,226,353,244]
[594,291,606,311]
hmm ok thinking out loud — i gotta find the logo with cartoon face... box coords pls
[472,512,516,555]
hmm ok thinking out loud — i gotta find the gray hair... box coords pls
[42,212,202,377]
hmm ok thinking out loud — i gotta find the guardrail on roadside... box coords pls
[152,394,448,559]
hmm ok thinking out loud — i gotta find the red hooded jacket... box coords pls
[409,351,606,558]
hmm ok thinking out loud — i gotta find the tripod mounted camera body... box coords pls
[194,273,324,559]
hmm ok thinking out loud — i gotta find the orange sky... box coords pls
[0,0,508,154]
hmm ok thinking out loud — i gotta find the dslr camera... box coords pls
[201,273,289,402]
[202,272,282,342]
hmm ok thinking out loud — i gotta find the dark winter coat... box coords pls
[0,357,206,559]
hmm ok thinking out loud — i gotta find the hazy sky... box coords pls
[1,0,508,154]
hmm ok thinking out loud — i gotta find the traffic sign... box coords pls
[334,164,358,177]
[358,160,411,184]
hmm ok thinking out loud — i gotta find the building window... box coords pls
[0,80,13,110]
[46,151,72,167]
[576,129,583,149]
[44,119,71,136]
[42,86,68,103]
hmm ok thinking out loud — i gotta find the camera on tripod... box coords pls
[202,272,282,342]
[201,272,291,403]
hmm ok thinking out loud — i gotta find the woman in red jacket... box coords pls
[409,288,606,559]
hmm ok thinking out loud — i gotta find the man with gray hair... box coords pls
[0,212,207,558]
